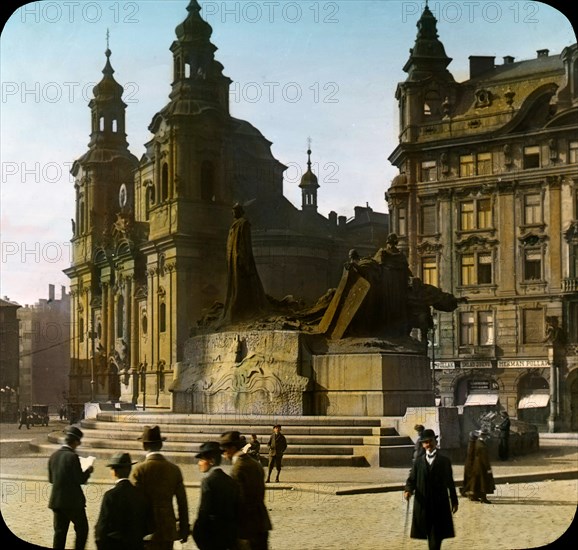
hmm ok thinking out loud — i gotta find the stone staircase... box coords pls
[33,412,415,467]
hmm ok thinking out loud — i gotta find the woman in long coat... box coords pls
[468,430,495,503]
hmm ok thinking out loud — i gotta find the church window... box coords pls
[421,257,437,286]
[523,146,540,169]
[201,161,215,201]
[459,154,475,177]
[477,152,492,175]
[79,317,84,343]
[112,119,117,133]
[159,302,166,333]
[185,63,191,78]
[420,204,436,235]
[420,160,437,182]
[523,193,542,225]
[99,117,104,131]
[161,163,169,201]
[523,250,542,281]
[117,295,124,338]
[569,141,578,164]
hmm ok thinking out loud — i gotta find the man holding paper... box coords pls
[48,425,94,550]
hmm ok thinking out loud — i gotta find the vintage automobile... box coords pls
[29,404,49,427]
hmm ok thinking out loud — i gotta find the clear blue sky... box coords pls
[1,1,576,305]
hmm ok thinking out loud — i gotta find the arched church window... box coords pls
[185,63,191,78]
[79,201,85,234]
[112,119,117,133]
[99,117,104,131]
[201,160,215,201]
[117,295,124,338]
[79,317,84,343]
[159,302,166,333]
[161,163,169,201]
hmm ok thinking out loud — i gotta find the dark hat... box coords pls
[219,430,244,449]
[64,426,84,440]
[106,452,137,468]
[273,424,282,429]
[420,429,438,441]
[414,424,425,432]
[195,441,221,459]
[138,425,166,443]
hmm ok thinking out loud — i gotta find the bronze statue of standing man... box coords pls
[222,203,268,324]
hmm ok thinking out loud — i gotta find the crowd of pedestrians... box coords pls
[47,424,288,549]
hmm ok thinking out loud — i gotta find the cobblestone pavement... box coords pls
[1,421,577,549]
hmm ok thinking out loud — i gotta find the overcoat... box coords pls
[267,433,287,457]
[48,446,92,510]
[231,453,272,539]
[192,467,239,550]
[131,453,189,543]
[95,479,148,550]
[405,452,458,541]
[469,438,495,495]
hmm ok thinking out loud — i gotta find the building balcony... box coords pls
[562,278,578,293]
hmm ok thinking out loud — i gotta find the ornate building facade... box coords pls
[386,5,578,430]
[64,1,388,408]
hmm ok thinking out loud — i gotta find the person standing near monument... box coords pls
[460,431,478,497]
[220,431,272,549]
[468,429,495,503]
[404,429,458,550]
[48,426,94,550]
[266,424,287,483]
[222,203,268,324]
[496,411,511,461]
[192,441,239,550]
[95,452,148,550]
[131,426,190,549]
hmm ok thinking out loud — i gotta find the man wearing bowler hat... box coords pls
[95,452,148,550]
[131,426,189,550]
[220,431,272,550]
[192,442,239,550]
[48,425,94,550]
[404,429,458,550]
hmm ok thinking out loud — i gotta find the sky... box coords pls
[1,0,576,306]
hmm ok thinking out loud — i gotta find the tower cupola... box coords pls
[299,142,319,212]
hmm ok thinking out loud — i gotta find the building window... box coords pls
[523,308,543,343]
[398,207,407,237]
[477,198,492,228]
[524,249,542,281]
[477,152,492,175]
[459,198,493,231]
[523,145,540,169]
[460,252,493,286]
[79,317,84,343]
[523,193,542,225]
[459,154,475,177]
[159,302,166,333]
[117,295,124,338]
[422,257,438,286]
[421,161,437,182]
[421,204,436,235]
[570,141,578,164]
[460,201,474,230]
[460,312,475,345]
[479,311,495,345]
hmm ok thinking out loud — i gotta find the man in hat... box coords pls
[404,428,458,550]
[468,429,495,504]
[220,430,272,550]
[48,425,94,549]
[192,442,239,550]
[266,424,287,483]
[95,452,148,550]
[496,410,511,461]
[131,426,189,549]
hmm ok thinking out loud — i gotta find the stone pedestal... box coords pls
[307,353,434,416]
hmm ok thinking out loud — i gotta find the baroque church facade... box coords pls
[64,1,388,407]
[386,5,578,430]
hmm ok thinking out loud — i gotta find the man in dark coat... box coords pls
[48,426,94,549]
[468,429,495,503]
[220,430,272,550]
[496,411,511,461]
[460,431,478,497]
[95,452,148,550]
[131,426,189,550]
[404,429,458,550]
[266,424,287,483]
[192,442,239,550]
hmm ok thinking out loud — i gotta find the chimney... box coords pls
[328,211,337,226]
[338,215,347,228]
[469,56,495,78]
[503,56,515,65]
[537,49,549,58]
[48,284,55,302]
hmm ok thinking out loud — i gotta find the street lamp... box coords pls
[547,346,559,433]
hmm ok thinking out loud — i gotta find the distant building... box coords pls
[64,1,388,406]
[18,285,70,412]
[0,297,21,421]
[386,4,578,430]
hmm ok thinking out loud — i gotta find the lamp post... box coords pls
[547,346,559,433]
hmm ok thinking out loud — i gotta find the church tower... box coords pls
[65,39,138,403]
[299,144,319,213]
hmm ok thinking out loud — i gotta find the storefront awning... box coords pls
[464,393,499,406]
[518,394,550,409]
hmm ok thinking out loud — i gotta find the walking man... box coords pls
[95,452,148,550]
[48,426,94,550]
[220,431,272,550]
[192,441,239,550]
[496,410,511,461]
[131,426,189,549]
[404,429,458,550]
[266,424,287,483]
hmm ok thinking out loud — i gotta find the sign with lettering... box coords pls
[497,360,549,368]
[462,361,493,369]
[434,361,456,369]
